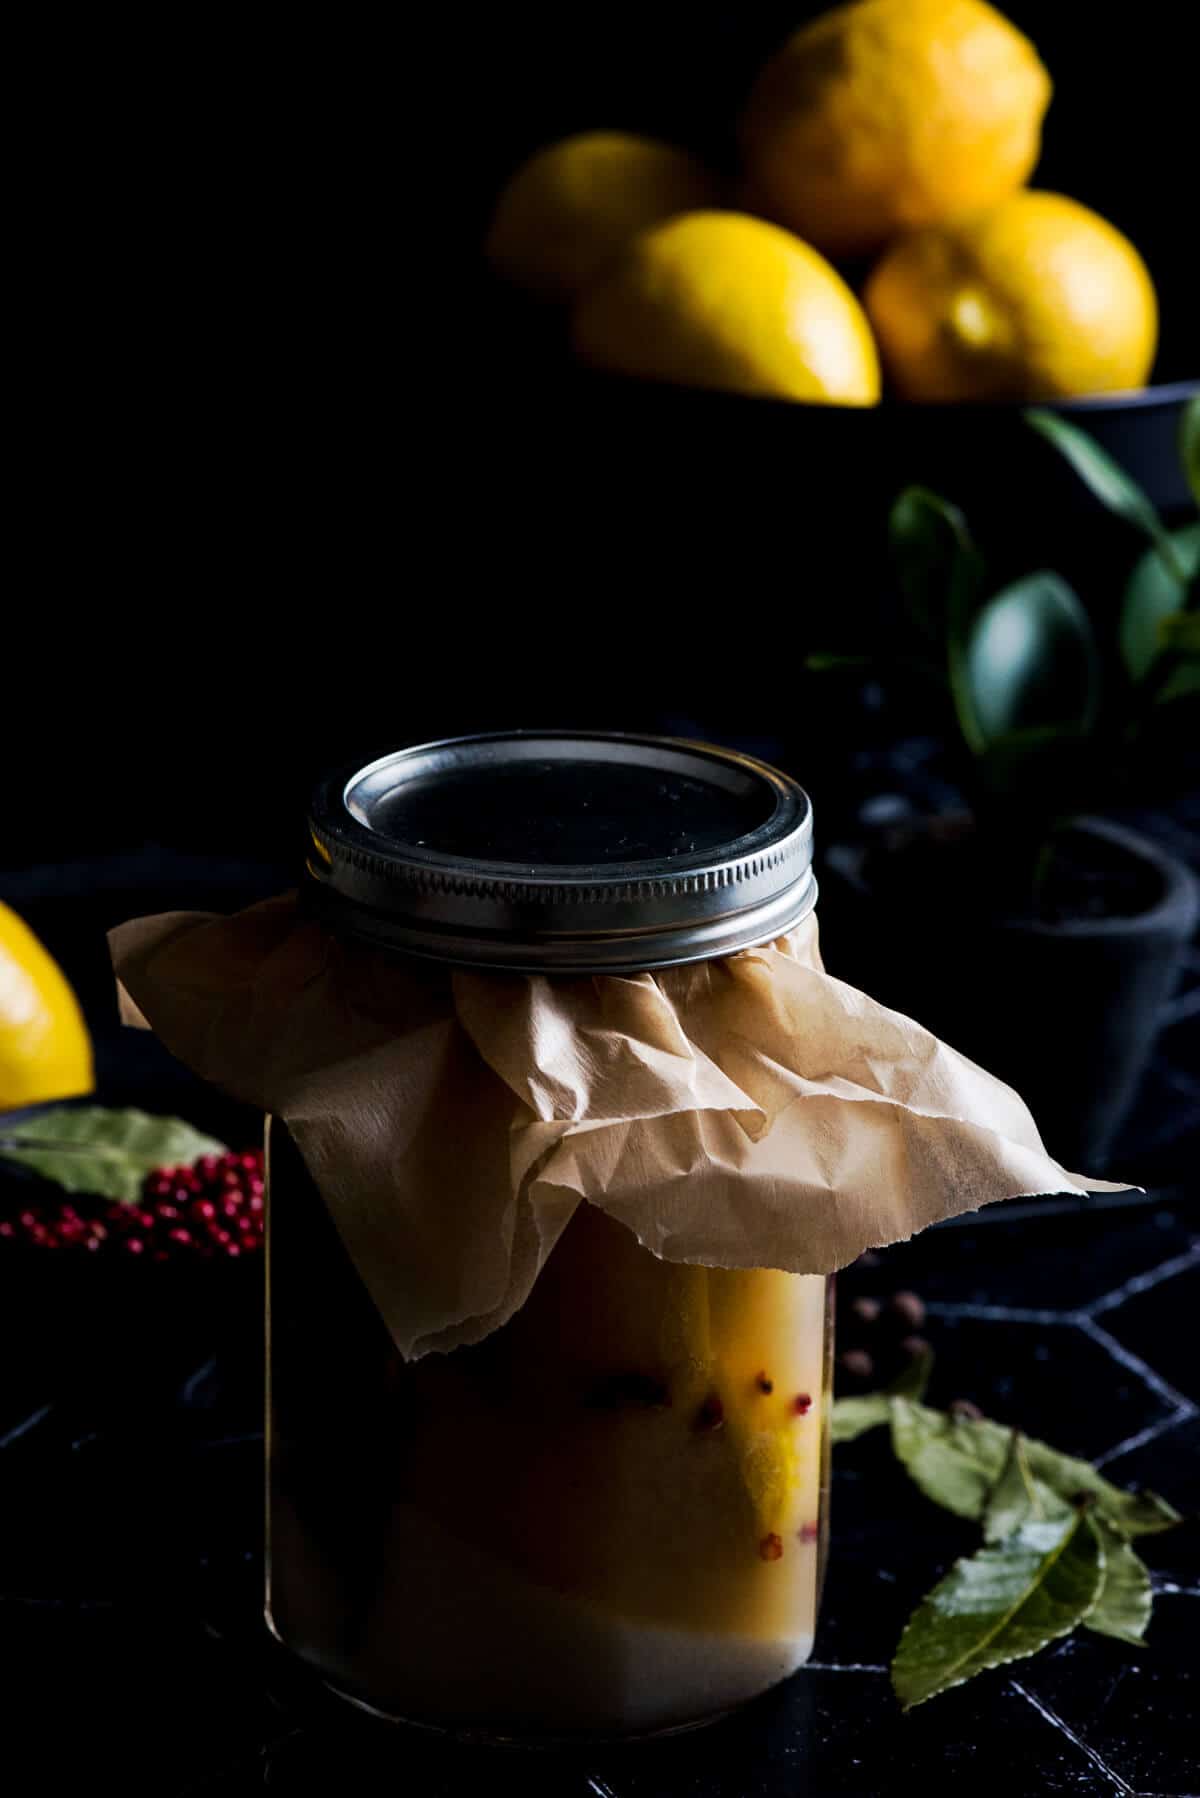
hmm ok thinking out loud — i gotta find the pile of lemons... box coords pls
[486,0,1158,407]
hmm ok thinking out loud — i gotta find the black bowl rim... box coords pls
[568,363,1198,420]
[1049,378,1197,415]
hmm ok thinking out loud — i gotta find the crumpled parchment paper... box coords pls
[110,895,1125,1357]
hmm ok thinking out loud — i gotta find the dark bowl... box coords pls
[463,350,1196,673]
[557,364,1198,508]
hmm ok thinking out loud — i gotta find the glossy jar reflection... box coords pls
[266,1121,833,1740]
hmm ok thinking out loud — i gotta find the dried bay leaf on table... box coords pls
[1084,1517,1154,1647]
[1019,1438,1178,1537]
[888,1343,934,1404]
[0,1106,227,1203]
[890,1400,1181,1537]
[830,1393,892,1445]
[890,1399,1008,1520]
[891,1510,1106,1710]
[830,1347,934,1444]
[982,1430,1071,1543]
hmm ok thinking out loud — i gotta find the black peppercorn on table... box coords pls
[1,854,1197,1796]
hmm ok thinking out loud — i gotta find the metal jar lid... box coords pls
[304,732,816,972]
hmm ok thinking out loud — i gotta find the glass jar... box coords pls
[267,1121,832,1739]
[265,732,833,1741]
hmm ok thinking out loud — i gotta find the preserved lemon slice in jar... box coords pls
[400,1207,826,1641]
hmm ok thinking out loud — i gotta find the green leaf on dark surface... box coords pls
[1182,394,1200,508]
[983,1432,1035,1540]
[891,1399,1008,1520]
[1085,1518,1154,1646]
[831,1393,891,1444]
[0,1107,228,1203]
[842,1386,1173,1703]
[963,572,1101,747]
[889,1401,1181,1536]
[830,1348,934,1443]
[891,1510,1105,1709]
[1017,1415,1180,1535]
[1120,523,1200,679]
[983,1432,1071,1543]
[1025,408,1180,575]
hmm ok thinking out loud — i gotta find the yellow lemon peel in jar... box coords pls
[864,190,1158,400]
[392,1212,826,1641]
[740,0,1051,258]
[0,901,93,1109]
[711,1269,822,1545]
[571,210,880,405]
[741,1425,801,1538]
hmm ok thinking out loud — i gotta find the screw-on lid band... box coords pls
[305,732,816,972]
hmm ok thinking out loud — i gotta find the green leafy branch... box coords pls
[832,1357,1182,1709]
[808,396,1200,865]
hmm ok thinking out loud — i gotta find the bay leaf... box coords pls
[891,1510,1105,1709]
[1022,1439,1181,1537]
[983,1432,1071,1543]
[0,1106,228,1203]
[889,1344,934,1403]
[831,1394,890,1444]
[890,1401,1180,1537]
[1085,1518,1153,1647]
[890,1398,1008,1520]
[830,1347,934,1444]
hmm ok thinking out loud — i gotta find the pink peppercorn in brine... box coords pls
[107,732,1127,1744]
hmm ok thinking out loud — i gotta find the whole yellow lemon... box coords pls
[485,131,726,303]
[571,211,880,405]
[0,901,93,1110]
[864,191,1158,400]
[740,0,1051,259]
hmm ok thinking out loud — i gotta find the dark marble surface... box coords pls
[1,836,1198,1796]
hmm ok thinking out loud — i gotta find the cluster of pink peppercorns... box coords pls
[0,1149,264,1262]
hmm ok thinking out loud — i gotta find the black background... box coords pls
[7,4,1195,870]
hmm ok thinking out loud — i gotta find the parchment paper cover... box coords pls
[110,896,1125,1358]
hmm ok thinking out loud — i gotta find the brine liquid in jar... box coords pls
[267,1120,833,1740]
